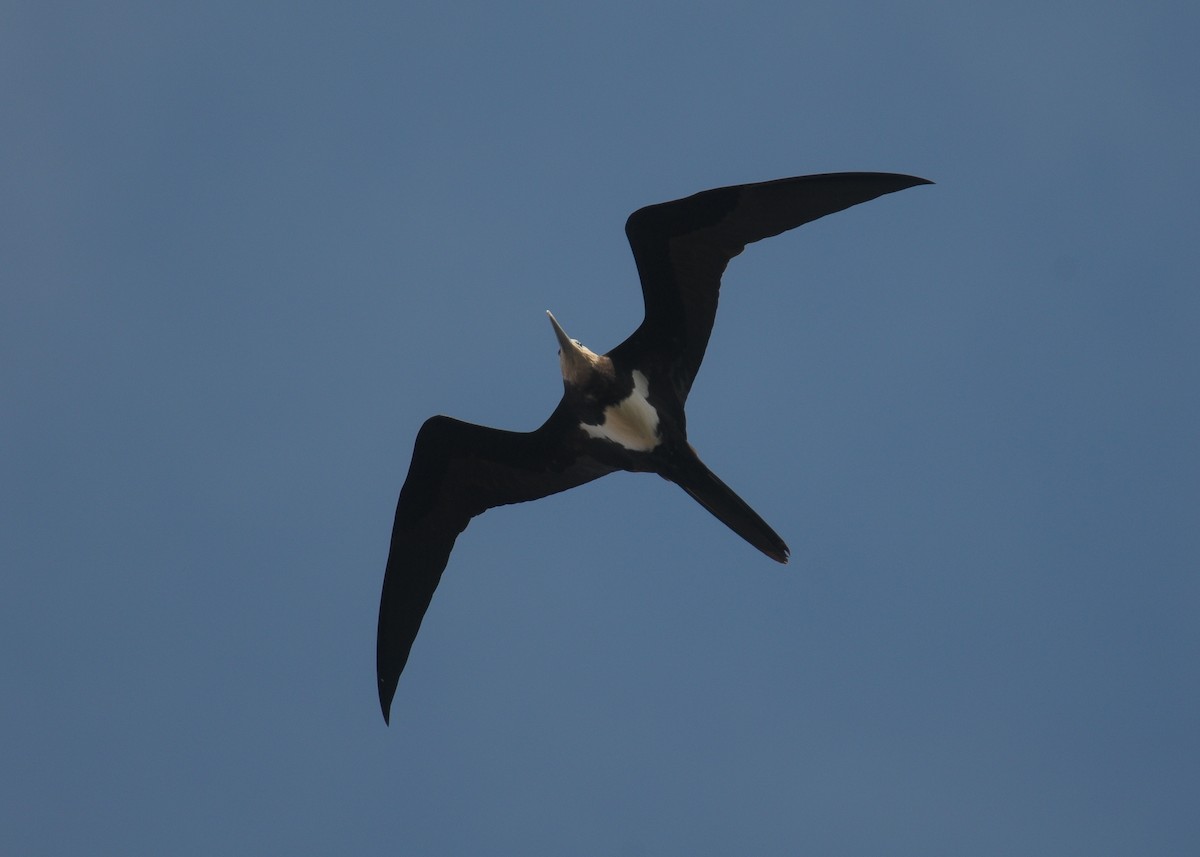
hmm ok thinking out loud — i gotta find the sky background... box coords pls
[3,2,1198,854]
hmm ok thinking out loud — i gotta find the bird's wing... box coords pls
[615,172,932,399]
[377,406,613,723]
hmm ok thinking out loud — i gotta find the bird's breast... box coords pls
[580,370,662,452]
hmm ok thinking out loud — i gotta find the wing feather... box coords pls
[377,407,612,722]
[617,172,932,397]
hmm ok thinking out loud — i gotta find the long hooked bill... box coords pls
[546,310,596,384]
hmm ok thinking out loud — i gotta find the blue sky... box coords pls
[3,2,1197,854]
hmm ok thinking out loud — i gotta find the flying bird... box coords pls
[377,171,931,722]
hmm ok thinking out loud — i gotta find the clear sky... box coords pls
[3,2,1197,855]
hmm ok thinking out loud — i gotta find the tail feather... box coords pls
[665,456,790,563]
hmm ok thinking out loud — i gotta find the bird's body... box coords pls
[377,171,931,722]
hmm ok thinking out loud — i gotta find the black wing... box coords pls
[377,405,613,723]
[615,172,932,399]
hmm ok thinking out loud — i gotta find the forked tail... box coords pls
[663,454,790,563]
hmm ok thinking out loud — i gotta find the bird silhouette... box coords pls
[377,171,932,722]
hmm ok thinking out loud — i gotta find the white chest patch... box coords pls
[581,370,661,452]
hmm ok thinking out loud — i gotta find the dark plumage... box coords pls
[377,172,932,723]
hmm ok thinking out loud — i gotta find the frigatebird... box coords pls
[377,171,931,722]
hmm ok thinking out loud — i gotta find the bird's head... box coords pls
[546,311,606,386]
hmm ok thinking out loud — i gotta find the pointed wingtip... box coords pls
[885,173,934,190]
[379,681,395,726]
[869,172,933,190]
